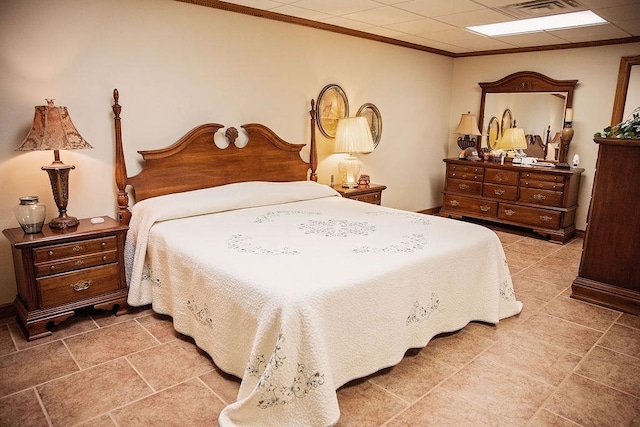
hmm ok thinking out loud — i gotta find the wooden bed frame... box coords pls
[112,89,318,224]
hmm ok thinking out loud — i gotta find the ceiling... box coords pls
[196,0,640,56]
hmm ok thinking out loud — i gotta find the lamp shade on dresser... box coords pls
[571,138,640,314]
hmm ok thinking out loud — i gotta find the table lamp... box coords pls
[454,112,482,150]
[16,99,93,229]
[334,117,374,188]
[496,127,527,161]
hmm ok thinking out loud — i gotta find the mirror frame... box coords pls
[478,71,578,152]
[611,55,640,126]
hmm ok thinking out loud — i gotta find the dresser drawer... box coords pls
[520,178,564,191]
[443,194,497,217]
[519,188,563,207]
[34,236,117,263]
[447,170,483,181]
[484,168,519,185]
[498,204,560,229]
[34,250,118,277]
[446,178,482,196]
[37,263,121,308]
[350,192,382,204]
[520,171,563,183]
[447,164,484,177]
[483,183,518,201]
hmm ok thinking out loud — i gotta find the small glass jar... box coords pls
[14,196,46,234]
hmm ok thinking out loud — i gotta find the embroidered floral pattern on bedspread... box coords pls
[247,334,325,409]
[227,234,298,255]
[141,263,162,288]
[365,211,432,226]
[254,210,321,223]
[187,298,214,329]
[406,293,440,325]
[354,233,427,254]
[298,219,375,237]
[500,280,516,301]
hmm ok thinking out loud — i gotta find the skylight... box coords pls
[467,10,606,37]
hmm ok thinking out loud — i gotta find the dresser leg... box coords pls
[19,311,75,341]
[94,296,129,316]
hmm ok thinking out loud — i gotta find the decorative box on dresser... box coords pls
[333,183,386,205]
[439,158,584,244]
[2,216,128,340]
[572,138,640,314]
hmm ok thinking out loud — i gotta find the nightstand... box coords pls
[333,184,387,205]
[2,216,128,341]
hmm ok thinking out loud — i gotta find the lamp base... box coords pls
[338,154,362,189]
[49,213,79,229]
[341,182,359,189]
[42,154,79,230]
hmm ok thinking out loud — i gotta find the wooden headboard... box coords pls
[112,89,318,224]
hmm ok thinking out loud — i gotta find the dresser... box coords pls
[572,138,640,314]
[439,158,583,243]
[332,184,386,205]
[3,216,128,340]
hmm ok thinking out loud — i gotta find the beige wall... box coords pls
[1,0,638,307]
[0,0,452,305]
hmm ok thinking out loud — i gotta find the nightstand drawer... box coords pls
[37,263,121,308]
[34,250,118,277]
[351,192,382,204]
[34,236,117,263]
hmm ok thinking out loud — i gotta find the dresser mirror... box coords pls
[611,55,640,126]
[478,71,578,161]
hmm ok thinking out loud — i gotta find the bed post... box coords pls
[112,89,132,225]
[309,99,318,182]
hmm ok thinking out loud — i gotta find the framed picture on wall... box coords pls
[316,84,349,138]
[356,103,382,149]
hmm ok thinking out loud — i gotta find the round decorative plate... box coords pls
[356,103,382,149]
[316,84,349,138]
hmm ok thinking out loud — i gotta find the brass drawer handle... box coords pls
[480,205,490,212]
[459,184,470,190]
[49,250,54,256]
[102,255,107,261]
[50,265,56,271]
[533,194,546,201]
[70,280,92,292]
[462,174,468,179]
[73,245,82,252]
[450,200,460,207]
[494,189,505,196]
[74,260,85,266]
[101,242,106,248]
[540,215,553,222]
[504,209,515,216]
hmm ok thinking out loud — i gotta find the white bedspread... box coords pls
[125,181,522,427]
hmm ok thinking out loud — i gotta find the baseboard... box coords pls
[417,206,441,215]
[0,303,15,321]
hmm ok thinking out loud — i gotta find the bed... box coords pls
[112,89,522,426]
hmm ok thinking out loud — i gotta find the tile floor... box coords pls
[1,230,639,426]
